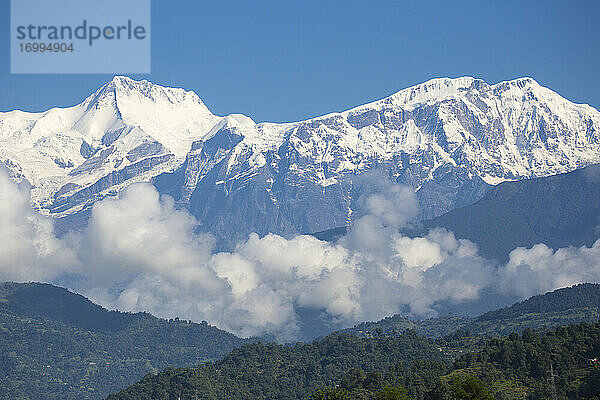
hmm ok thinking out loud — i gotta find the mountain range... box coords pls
[1,76,599,246]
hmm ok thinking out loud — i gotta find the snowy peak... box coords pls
[0,77,228,212]
[89,76,212,112]
[492,76,543,95]
[385,76,484,106]
[329,76,600,183]
[79,76,218,153]
[381,76,549,108]
[1,75,599,228]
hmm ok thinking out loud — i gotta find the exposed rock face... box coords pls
[1,76,599,246]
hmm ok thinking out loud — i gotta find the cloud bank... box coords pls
[1,168,599,340]
[0,170,75,282]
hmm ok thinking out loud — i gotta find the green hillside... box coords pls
[343,283,600,338]
[108,321,600,400]
[3,282,599,399]
[0,282,248,400]
[107,331,449,400]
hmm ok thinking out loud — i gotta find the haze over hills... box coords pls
[1,76,599,246]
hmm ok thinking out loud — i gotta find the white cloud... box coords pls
[0,169,75,282]
[499,241,600,298]
[1,168,599,340]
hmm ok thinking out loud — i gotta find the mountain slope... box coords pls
[419,164,600,260]
[107,321,600,400]
[318,164,600,259]
[107,331,448,400]
[343,283,600,339]
[0,282,248,400]
[175,77,600,246]
[2,76,600,246]
[0,76,222,215]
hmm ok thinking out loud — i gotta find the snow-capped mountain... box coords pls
[1,76,599,245]
[0,76,223,212]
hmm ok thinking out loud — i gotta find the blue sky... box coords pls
[1,0,599,122]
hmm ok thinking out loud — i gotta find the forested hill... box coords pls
[107,331,449,400]
[107,321,600,400]
[0,282,135,332]
[344,283,600,339]
[3,282,599,399]
[476,282,600,321]
[0,282,248,399]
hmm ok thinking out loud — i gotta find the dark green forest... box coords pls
[0,282,248,399]
[108,322,600,400]
[107,332,449,400]
[2,282,600,399]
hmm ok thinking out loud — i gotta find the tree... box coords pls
[450,375,494,400]
[340,368,366,390]
[309,387,350,400]
[587,391,600,400]
[424,380,451,400]
[364,371,385,390]
[376,385,410,400]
